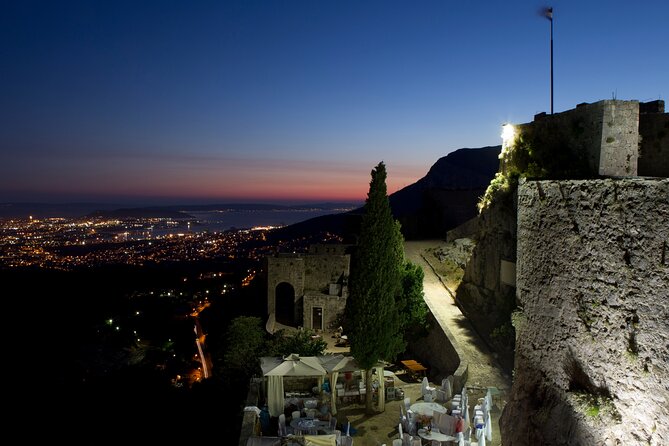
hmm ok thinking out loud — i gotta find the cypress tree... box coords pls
[345,162,405,413]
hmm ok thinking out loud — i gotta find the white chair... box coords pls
[421,377,436,400]
[278,413,292,436]
[440,377,452,400]
[334,430,341,446]
[405,410,416,435]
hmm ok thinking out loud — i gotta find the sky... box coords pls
[1,0,667,205]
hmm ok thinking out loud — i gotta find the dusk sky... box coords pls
[1,0,667,205]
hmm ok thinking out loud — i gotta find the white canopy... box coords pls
[261,354,327,417]
[262,354,327,376]
[260,354,386,417]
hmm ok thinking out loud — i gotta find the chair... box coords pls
[438,412,455,435]
[392,440,403,446]
[440,377,452,400]
[278,413,292,436]
[292,410,301,421]
[446,375,454,395]
[421,377,436,401]
[334,430,342,446]
[330,416,338,431]
[405,410,416,435]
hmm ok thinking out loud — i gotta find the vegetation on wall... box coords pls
[479,122,591,212]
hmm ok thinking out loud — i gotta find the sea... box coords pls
[183,209,349,233]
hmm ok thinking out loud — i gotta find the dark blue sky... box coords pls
[1,0,667,204]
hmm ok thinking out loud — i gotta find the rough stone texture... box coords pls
[501,178,669,446]
[455,188,517,372]
[599,101,639,176]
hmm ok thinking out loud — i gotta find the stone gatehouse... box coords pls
[266,244,351,332]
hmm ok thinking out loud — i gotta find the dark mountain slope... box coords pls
[272,146,501,241]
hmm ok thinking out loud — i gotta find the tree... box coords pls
[267,328,328,357]
[345,162,405,413]
[223,316,266,376]
[397,260,428,339]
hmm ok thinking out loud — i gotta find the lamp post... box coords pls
[546,7,554,114]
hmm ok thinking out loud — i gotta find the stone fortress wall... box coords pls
[523,100,640,176]
[449,99,668,444]
[501,178,668,445]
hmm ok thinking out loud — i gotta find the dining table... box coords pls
[417,428,456,444]
[409,401,448,417]
[289,417,330,432]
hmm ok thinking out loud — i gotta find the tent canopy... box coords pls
[262,353,327,377]
[320,354,384,373]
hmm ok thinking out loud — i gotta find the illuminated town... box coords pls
[0,216,343,270]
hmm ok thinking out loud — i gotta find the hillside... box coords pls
[271,145,501,241]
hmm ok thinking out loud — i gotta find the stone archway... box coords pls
[275,282,295,325]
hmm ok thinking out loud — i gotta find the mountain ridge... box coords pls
[270,145,501,241]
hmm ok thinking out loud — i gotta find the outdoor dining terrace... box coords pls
[242,355,503,446]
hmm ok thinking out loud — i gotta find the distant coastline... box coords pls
[0,201,362,219]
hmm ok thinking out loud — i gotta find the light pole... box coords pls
[546,7,554,114]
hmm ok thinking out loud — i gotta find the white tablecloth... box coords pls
[409,402,447,417]
[417,428,456,443]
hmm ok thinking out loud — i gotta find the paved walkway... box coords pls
[405,240,512,446]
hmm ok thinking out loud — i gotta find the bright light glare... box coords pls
[500,124,516,159]
[501,124,515,145]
